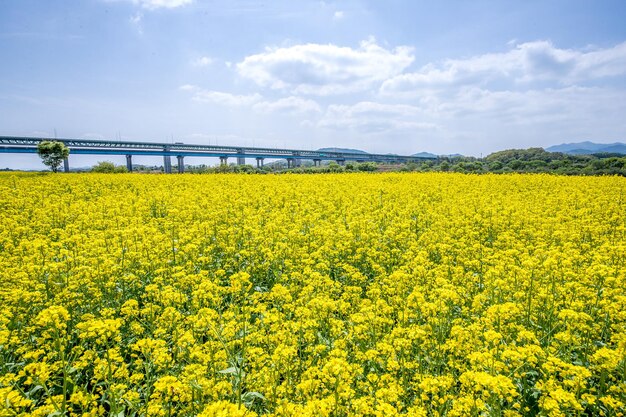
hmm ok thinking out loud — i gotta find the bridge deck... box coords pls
[0,136,434,162]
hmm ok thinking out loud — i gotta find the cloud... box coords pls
[333,11,344,20]
[429,86,626,125]
[132,0,192,9]
[253,96,322,114]
[181,86,262,106]
[192,56,213,67]
[381,41,626,95]
[180,85,321,114]
[319,101,436,133]
[237,38,414,95]
[129,12,143,34]
[81,133,106,140]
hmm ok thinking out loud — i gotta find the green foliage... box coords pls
[130,150,626,176]
[91,161,115,173]
[91,161,128,173]
[37,141,70,173]
[357,162,378,172]
[430,148,626,176]
[327,162,344,172]
[485,148,557,163]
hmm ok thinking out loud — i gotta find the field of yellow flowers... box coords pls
[0,172,625,416]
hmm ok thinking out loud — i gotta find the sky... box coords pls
[1,0,626,169]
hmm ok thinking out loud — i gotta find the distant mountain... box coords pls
[317,147,369,154]
[547,141,626,155]
[412,152,464,158]
[412,152,438,158]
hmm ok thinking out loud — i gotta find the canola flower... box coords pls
[0,172,625,416]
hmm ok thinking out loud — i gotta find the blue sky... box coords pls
[1,0,626,168]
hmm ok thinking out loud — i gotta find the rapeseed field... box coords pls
[0,172,624,416]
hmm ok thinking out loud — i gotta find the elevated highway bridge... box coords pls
[0,136,435,173]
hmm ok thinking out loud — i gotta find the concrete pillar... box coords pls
[163,146,172,173]
[63,157,69,173]
[177,155,184,173]
[163,156,172,173]
[292,152,302,167]
[126,155,133,172]
[287,158,294,169]
[256,157,264,168]
[237,149,245,165]
[219,156,228,165]
[313,159,321,167]
[336,159,345,166]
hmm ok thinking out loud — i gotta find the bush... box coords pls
[92,161,128,173]
[357,162,379,172]
[92,161,117,173]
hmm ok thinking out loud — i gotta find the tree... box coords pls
[92,161,116,173]
[37,141,70,172]
[91,161,128,173]
[357,162,379,172]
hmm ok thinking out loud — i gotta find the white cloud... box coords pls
[192,56,213,67]
[253,96,321,114]
[180,85,321,114]
[177,38,626,148]
[81,133,105,140]
[132,0,192,10]
[428,86,626,125]
[319,101,436,133]
[129,12,143,34]
[189,89,262,106]
[381,40,626,95]
[333,11,344,20]
[237,38,414,95]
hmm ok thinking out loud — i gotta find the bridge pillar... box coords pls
[177,156,184,173]
[126,155,133,172]
[256,157,264,168]
[292,152,302,167]
[336,159,345,166]
[287,158,295,169]
[163,146,172,173]
[219,156,228,166]
[163,156,172,173]
[63,157,69,173]
[313,159,321,167]
[237,149,245,165]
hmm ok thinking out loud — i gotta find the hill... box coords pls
[547,141,626,155]
[317,147,369,154]
[412,152,438,158]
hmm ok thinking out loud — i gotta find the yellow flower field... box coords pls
[0,172,625,416]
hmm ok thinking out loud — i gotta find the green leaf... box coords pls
[28,385,44,396]
[218,366,238,374]
[242,391,266,405]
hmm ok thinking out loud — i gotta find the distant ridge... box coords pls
[412,152,464,158]
[547,141,626,155]
[412,152,438,158]
[317,147,369,154]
